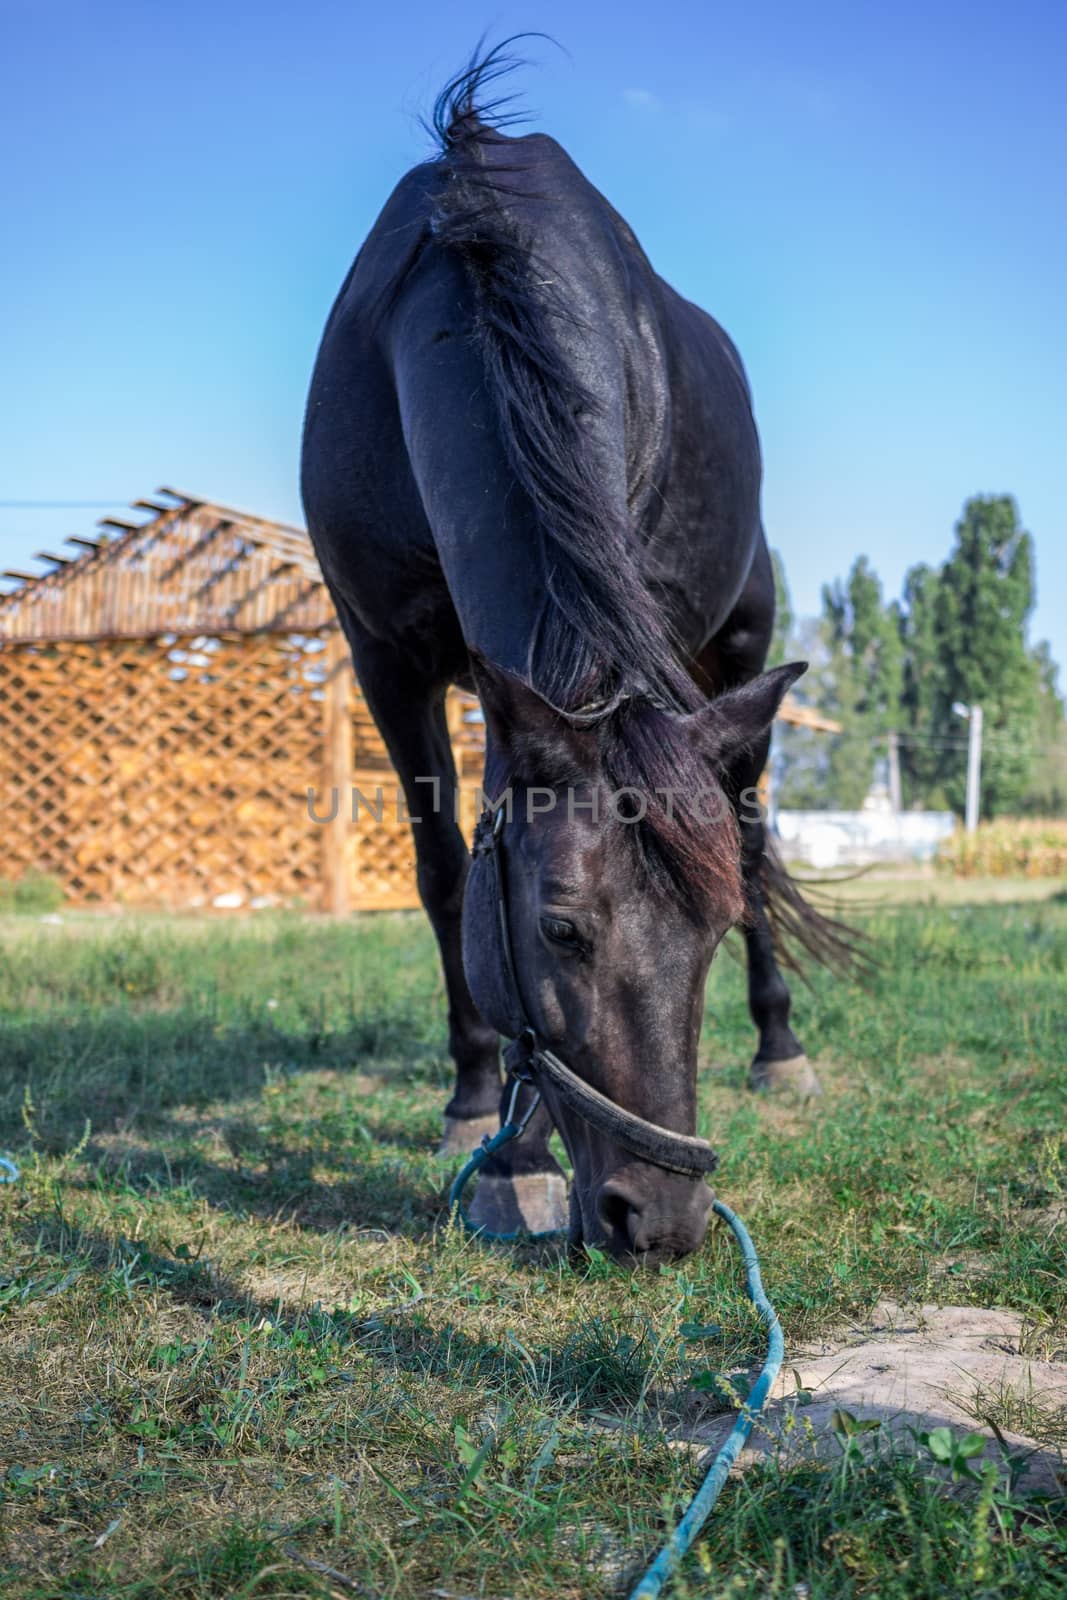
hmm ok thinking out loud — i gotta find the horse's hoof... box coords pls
[749,1053,823,1098]
[466,1172,569,1237]
[437,1113,499,1157]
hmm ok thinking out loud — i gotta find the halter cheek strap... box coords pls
[471,802,718,1181]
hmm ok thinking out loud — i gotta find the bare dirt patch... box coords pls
[684,1302,1066,1497]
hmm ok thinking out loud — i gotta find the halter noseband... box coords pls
[472,801,718,1180]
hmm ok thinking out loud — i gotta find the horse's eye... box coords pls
[540,914,580,949]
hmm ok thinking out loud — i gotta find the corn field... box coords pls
[937,818,1067,878]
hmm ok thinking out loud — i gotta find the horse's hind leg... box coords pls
[696,554,821,1098]
[728,730,821,1097]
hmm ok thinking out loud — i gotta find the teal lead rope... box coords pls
[627,1197,784,1600]
[0,1158,18,1184]
[448,1114,784,1599]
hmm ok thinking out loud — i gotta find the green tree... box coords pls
[926,496,1039,817]
[1017,642,1067,815]
[818,557,903,807]
[775,617,835,809]
[766,552,835,809]
[767,547,794,669]
[773,495,1053,819]
[898,562,947,807]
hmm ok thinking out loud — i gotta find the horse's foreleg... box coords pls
[468,1079,569,1237]
[343,630,567,1226]
[341,632,501,1149]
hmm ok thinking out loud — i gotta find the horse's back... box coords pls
[301,126,766,670]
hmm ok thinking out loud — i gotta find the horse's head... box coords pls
[463,655,805,1265]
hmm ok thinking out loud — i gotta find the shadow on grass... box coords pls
[4,1213,659,1417]
[0,1003,454,1151]
[75,1120,446,1241]
[0,1003,466,1245]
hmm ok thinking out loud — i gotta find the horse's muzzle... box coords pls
[593,1164,715,1264]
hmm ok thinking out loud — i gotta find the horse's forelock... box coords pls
[602,704,744,924]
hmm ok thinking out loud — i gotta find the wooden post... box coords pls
[445,688,478,838]
[321,631,352,915]
[445,688,464,747]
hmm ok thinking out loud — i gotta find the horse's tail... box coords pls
[758,830,871,979]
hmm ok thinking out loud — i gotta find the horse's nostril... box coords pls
[596,1174,714,1263]
[597,1180,643,1247]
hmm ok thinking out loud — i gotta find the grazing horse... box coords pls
[301,50,848,1263]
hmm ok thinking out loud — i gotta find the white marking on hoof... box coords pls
[437,1113,499,1157]
[749,1053,823,1097]
[466,1172,569,1237]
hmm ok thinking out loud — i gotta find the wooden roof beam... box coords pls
[158,515,233,582]
[269,579,322,628]
[2,570,38,583]
[35,550,74,565]
[192,550,252,600]
[66,536,102,552]
[166,487,306,538]
[779,696,842,734]
[98,517,143,533]
[224,560,301,620]
[153,488,319,576]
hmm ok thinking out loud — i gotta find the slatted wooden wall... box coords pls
[0,491,835,914]
[0,627,483,912]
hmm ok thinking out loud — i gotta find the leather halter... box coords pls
[472,802,719,1180]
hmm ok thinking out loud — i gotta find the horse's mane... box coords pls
[428,44,698,713]
[425,43,744,916]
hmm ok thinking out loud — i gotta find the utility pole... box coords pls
[965,704,983,833]
[953,702,984,833]
[887,730,902,814]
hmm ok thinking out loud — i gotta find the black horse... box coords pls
[302,49,846,1263]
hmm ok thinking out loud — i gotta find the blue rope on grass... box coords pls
[448,1118,784,1600]
[0,1157,19,1184]
[627,1197,784,1600]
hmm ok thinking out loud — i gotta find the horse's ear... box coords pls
[469,651,600,781]
[683,661,807,766]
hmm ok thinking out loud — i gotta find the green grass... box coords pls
[0,872,65,914]
[0,896,1064,1597]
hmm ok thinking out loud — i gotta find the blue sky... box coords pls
[2,0,1065,672]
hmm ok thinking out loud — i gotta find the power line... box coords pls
[783,725,1039,752]
[879,731,1034,750]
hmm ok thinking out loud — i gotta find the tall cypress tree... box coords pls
[929,496,1039,816]
[899,562,947,806]
[819,557,903,807]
